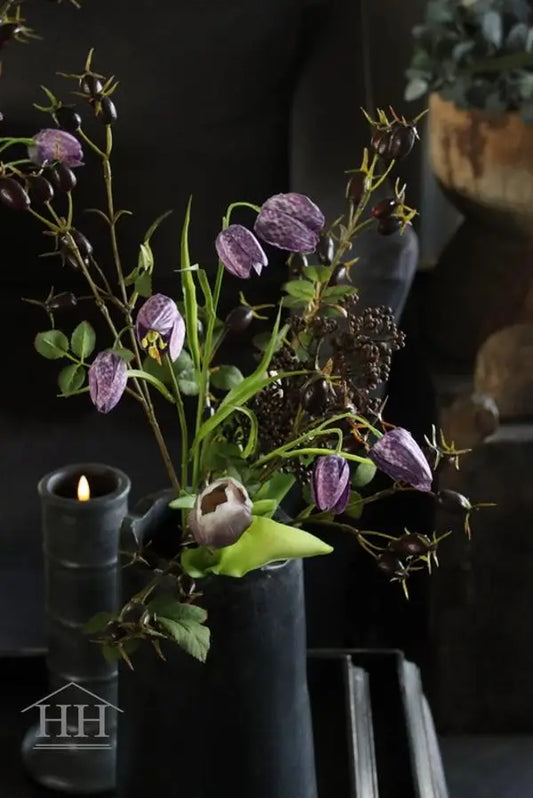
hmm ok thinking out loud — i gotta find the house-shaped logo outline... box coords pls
[21,682,123,714]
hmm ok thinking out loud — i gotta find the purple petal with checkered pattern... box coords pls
[28,129,84,168]
[136,294,185,361]
[216,224,268,279]
[311,455,350,514]
[89,351,127,414]
[254,193,325,254]
[368,427,432,492]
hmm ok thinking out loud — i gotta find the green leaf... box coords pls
[252,330,284,353]
[251,499,278,517]
[137,241,154,273]
[211,365,244,391]
[351,460,377,488]
[180,196,201,372]
[177,367,199,396]
[168,492,196,510]
[143,209,173,244]
[182,515,333,579]
[71,321,96,360]
[192,311,289,449]
[58,364,85,396]
[321,285,357,299]
[302,265,331,282]
[157,617,210,662]
[344,491,363,520]
[282,296,309,309]
[175,349,194,371]
[282,280,316,300]
[34,330,69,360]
[180,546,220,578]
[113,347,135,362]
[135,271,152,298]
[148,595,207,625]
[254,472,296,505]
[82,612,114,635]
[233,406,258,459]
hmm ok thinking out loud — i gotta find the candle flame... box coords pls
[77,475,90,502]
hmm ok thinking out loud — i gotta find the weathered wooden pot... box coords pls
[429,92,533,233]
[423,93,533,366]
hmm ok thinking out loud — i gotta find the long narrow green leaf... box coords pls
[233,406,258,459]
[180,196,201,372]
[192,311,289,448]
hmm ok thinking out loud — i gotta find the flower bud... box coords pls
[377,216,402,236]
[46,163,77,192]
[346,172,367,204]
[389,533,433,556]
[301,377,329,414]
[311,455,350,514]
[89,351,128,413]
[215,224,268,279]
[371,198,397,219]
[0,177,30,211]
[225,305,253,334]
[136,294,185,362]
[377,551,401,575]
[329,263,348,286]
[369,427,433,492]
[99,96,117,125]
[288,252,308,278]
[80,74,103,97]
[317,234,334,265]
[28,129,84,169]
[27,174,54,205]
[55,106,82,133]
[437,489,472,514]
[254,193,325,254]
[188,477,253,549]
[46,292,77,312]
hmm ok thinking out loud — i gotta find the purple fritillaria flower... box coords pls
[88,351,128,414]
[136,294,185,362]
[28,129,84,168]
[188,477,253,549]
[215,224,268,279]
[311,455,350,515]
[254,192,325,254]
[368,427,433,492]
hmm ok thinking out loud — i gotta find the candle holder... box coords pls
[21,462,130,794]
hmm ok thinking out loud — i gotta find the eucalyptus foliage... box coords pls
[406,0,533,120]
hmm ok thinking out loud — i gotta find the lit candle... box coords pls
[22,463,130,793]
[77,474,91,502]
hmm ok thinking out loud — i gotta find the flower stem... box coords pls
[166,354,189,494]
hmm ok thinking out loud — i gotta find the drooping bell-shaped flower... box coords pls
[88,351,128,414]
[188,477,253,549]
[136,293,185,363]
[254,192,325,254]
[215,224,268,279]
[311,455,350,514]
[368,427,433,492]
[28,129,84,168]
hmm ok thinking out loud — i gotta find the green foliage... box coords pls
[71,321,95,360]
[210,365,244,391]
[351,460,377,488]
[82,612,114,635]
[148,595,210,663]
[58,363,85,396]
[35,330,69,359]
[406,0,533,119]
[181,515,333,578]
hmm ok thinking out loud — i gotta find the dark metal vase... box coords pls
[21,463,130,794]
[117,492,318,798]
